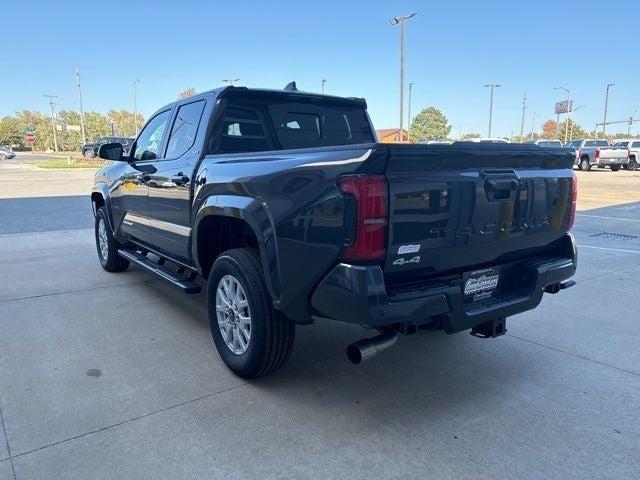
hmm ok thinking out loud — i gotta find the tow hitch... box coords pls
[470,317,507,339]
[544,280,576,294]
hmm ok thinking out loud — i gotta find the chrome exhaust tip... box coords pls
[346,330,399,364]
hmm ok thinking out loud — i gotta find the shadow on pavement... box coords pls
[0,195,91,234]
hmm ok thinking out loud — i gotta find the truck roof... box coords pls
[147,85,368,120]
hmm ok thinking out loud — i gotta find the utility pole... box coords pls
[484,83,502,137]
[76,68,86,146]
[530,111,540,140]
[389,13,417,142]
[602,83,614,138]
[43,94,59,152]
[519,94,527,142]
[321,79,326,94]
[133,79,140,136]
[407,82,414,142]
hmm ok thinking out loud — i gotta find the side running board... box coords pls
[117,249,201,294]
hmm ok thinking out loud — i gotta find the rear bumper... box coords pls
[311,233,577,333]
[597,157,628,166]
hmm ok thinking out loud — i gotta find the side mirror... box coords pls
[98,142,125,161]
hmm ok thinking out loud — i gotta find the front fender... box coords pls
[193,195,282,303]
[91,183,114,232]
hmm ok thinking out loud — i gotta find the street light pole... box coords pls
[407,82,414,142]
[43,94,59,152]
[76,68,86,146]
[519,94,527,142]
[133,79,140,136]
[484,83,502,138]
[602,83,614,138]
[321,79,326,94]
[389,13,417,142]
[569,105,586,142]
[554,86,571,143]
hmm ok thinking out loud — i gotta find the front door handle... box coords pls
[171,173,190,185]
[138,174,151,183]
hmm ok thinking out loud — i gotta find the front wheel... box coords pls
[84,149,95,158]
[580,159,591,171]
[95,207,130,272]
[208,248,295,378]
[0,153,6,160]
[628,158,637,171]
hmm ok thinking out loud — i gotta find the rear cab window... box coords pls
[210,93,375,154]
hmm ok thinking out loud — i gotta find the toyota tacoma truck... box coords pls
[91,84,578,378]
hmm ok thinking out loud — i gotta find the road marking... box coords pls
[578,244,640,254]
[577,214,640,223]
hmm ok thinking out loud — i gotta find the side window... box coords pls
[632,142,640,148]
[218,106,270,153]
[132,110,171,161]
[165,100,205,158]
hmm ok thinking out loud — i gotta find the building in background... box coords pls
[376,128,408,143]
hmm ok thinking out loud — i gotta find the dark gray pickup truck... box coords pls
[91,84,578,378]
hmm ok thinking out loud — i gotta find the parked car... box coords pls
[565,139,614,171]
[83,137,134,158]
[466,137,510,143]
[609,139,640,171]
[0,146,16,160]
[526,139,564,147]
[91,84,577,378]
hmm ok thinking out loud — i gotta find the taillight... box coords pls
[566,172,578,230]
[628,149,631,159]
[595,148,600,159]
[338,175,388,262]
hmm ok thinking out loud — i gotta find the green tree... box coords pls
[409,107,451,142]
[461,132,481,140]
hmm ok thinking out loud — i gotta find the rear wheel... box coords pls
[95,207,130,272]
[610,164,621,172]
[84,149,95,158]
[580,158,591,171]
[0,153,6,160]
[208,248,295,378]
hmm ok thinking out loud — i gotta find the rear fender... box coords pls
[193,195,282,303]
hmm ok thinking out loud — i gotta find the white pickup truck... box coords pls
[567,139,629,171]
[611,139,640,171]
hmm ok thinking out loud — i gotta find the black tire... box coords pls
[628,158,637,171]
[208,248,295,378]
[610,164,621,172]
[94,207,130,272]
[580,158,591,171]
[84,149,95,159]
[0,153,6,160]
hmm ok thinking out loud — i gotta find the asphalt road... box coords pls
[0,165,639,479]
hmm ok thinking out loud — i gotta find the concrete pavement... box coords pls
[0,165,639,479]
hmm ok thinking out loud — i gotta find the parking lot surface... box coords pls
[1,163,639,479]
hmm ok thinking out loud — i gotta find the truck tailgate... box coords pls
[381,144,575,281]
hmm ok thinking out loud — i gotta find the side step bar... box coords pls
[118,249,201,294]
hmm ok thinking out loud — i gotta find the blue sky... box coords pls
[2,0,639,137]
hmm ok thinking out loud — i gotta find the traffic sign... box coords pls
[25,132,36,144]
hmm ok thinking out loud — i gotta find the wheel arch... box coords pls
[193,195,282,303]
[91,184,114,231]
